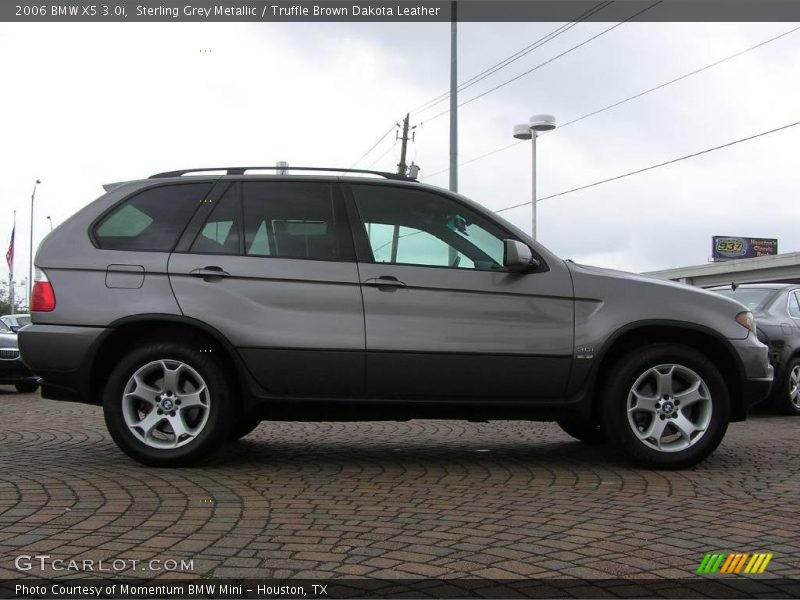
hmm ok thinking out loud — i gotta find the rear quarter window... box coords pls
[94,183,212,251]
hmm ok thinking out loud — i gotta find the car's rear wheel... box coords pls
[602,343,729,469]
[556,419,606,444]
[228,416,262,441]
[103,342,234,467]
[773,357,800,416]
[15,381,39,394]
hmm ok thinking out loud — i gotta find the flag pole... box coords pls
[8,211,15,315]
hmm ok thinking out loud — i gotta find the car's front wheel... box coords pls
[15,380,39,394]
[103,342,234,466]
[602,343,730,469]
[773,357,800,416]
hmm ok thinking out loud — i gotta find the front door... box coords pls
[169,180,365,397]
[346,182,574,400]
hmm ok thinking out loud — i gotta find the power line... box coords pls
[412,1,613,115]
[422,1,662,124]
[365,140,398,169]
[350,121,400,169]
[559,24,800,129]
[494,119,800,212]
[422,24,800,180]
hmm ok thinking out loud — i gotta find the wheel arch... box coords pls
[588,321,747,422]
[87,314,251,412]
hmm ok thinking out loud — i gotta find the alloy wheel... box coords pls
[790,365,800,411]
[121,359,210,449]
[626,363,713,452]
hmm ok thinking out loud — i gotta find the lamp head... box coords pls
[513,124,533,140]
[529,114,557,132]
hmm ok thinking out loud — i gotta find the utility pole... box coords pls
[396,113,415,176]
[8,211,14,315]
[448,0,458,193]
[29,179,41,307]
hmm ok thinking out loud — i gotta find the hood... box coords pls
[0,332,19,349]
[566,260,752,340]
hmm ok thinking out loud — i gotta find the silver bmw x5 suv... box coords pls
[19,167,773,468]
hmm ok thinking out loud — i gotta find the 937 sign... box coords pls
[712,236,778,261]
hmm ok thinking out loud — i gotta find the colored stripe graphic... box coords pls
[697,552,772,575]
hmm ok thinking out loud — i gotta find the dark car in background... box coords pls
[0,320,39,393]
[711,284,800,415]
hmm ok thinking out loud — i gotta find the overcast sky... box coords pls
[1,17,799,294]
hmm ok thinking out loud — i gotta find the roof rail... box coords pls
[149,166,416,181]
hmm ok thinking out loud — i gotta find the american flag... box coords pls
[5,225,13,271]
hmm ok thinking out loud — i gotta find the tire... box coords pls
[601,343,730,469]
[772,357,800,416]
[103,341,235,467]
[15,381,39,394]
[557,419,606,444]
[228,416,262,441]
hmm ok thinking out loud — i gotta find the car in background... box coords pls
[1,314,31,332]
[710,284,800,415]
[0,320,39,393]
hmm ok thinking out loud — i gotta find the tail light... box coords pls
[31,268,56,312]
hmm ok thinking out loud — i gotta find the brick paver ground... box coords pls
[0,389,798,582]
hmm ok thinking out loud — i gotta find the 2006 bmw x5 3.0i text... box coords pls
[19,167,773,468]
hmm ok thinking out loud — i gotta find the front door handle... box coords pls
[363,276,406,289]
[190,266,231,281]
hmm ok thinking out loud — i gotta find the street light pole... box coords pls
[513,115,556,240]
[29,179,41,305]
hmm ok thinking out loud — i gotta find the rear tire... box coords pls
[772,357,800,416]
[557,419,606,444]
[15,381,39,394]
[601,343,729,469]
[228,416,262,441]
[103,341,235,467]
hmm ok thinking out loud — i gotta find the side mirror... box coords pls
[503,239,540,273]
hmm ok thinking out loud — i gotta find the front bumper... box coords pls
[0,357,37,384]
[729,334,774,415]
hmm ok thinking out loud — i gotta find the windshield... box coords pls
[712,288,775,311]
[16,316,31,327]
[0,321,11,333]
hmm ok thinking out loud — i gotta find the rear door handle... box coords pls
[363,276,406,289]
[190,266,231,280]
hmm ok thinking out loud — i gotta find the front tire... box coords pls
[601,343,729,469]
[15,381,39,394]
[772,357,800,416]
[103,342,235,467]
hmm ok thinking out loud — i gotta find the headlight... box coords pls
[735,311,756,334]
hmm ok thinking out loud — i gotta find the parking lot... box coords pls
[0,389,798,589]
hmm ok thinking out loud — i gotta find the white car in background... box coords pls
[0,314,31,332]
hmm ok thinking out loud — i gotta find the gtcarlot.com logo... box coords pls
[15,554,194,573]
[697,552,773,575]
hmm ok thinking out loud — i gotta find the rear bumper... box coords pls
[18,324,108,404]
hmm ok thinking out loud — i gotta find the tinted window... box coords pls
[242,182,343,260]
[191,188,241,255]
[16,316,31,327]
[789,292,800,318]
[0,320,10,333]
[352,185,508,271]
[95,183,210,251]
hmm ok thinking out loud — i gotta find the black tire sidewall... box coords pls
[103,342,234,466]
[602,343,730,469]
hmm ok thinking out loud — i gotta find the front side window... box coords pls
[352,185,508,271]
[94,183,210,251]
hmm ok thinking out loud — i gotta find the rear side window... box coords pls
[242,182,344,261]
[94,183,211,251]
[789,292,800,318]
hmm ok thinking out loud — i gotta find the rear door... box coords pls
[346,182,575,400]
[169,179,365,397]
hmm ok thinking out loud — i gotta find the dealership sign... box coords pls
[712,236,778,261]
